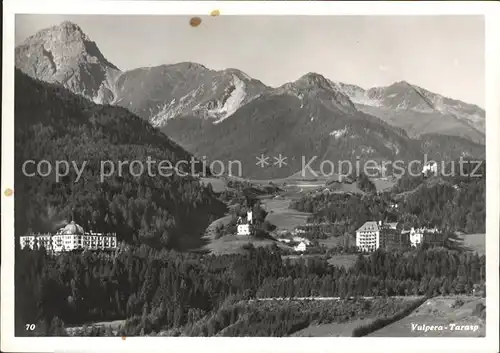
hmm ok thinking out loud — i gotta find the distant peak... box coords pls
[51,21,89,41]
[16,20,120,75]
[17,20,95,49]
[299,72,328,81]
[294,72,333,89]
[58,21,83,32]
[223,68,253,81]
[391,80,414,88]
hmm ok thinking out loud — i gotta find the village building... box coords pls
[404,227,440,247]
[291,227,306,235]
[379,222,409,250]
[422,161,438,176]
[237,211,254,236]
[385,222,399,230]
[292,236,311,245]
[237,224,251,236]
[409,228,424,247]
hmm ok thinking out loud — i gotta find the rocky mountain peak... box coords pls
[278,72,357,114]
[295,72,333,89]
[15,21,486,146]
[15,21,120,104]
[54,21,88,40]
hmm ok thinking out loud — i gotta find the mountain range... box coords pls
[15,21,485,179]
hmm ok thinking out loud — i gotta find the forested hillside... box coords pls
[14,69,226,249]
[16,246,485,336]
[291,161,485,234]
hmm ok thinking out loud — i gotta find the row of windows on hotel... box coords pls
[19,221,117,253]
[355,221,440,253]
[20,233,118,252]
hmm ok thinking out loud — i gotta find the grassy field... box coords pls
[454,233,486,256]
[200,177,228,193]
[291,318,374,337]
[318,234,355,248]
[367,296,485,337]
[326,254,360,268]
[204,234,291,255]
[286,297,422,337]
[217,297,420,337]
[262,198,311,231]
[325,182,364,194]
[66,319,125,335]
[250,168,333,187]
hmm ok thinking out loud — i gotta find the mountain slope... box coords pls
[14,70,226,250]
[15,21,485,181]
[15,21,121,104]
[113,63,269,125]
[162,73,422,179]
[339,81,485,144]
[419,134,486,161]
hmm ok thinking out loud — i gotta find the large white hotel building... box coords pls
[355,221,381,252]
[20,221,117,253]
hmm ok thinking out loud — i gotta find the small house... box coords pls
[294,241,307,252]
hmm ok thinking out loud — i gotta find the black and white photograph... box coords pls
[2,1,499,353]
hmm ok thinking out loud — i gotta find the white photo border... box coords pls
[2,1,499,352]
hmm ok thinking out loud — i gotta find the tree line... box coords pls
[16,244,485,336]
[290,166,485,235]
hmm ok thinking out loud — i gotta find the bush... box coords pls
[472,303,486,319]
[242,243,255,251]
[214,223,225,239]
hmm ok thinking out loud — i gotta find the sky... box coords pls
[15,15,485,107]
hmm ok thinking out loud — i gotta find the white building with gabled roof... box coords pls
[237,211,254,236]
[294,241,307,253]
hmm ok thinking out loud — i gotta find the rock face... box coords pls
[339,81,485,144]
[112,63,268,126]
[15,21,121,104]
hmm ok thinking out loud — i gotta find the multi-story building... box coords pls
[355,221,380,252]
[19,233,52,250]
[422,161,438,176]
[408,227,440,247]
[237,224,251,236]
[236,211,254,236]
[20,221,117,253]
[355,221,443,252]
[409,228,423,247]
[379,222,410,250]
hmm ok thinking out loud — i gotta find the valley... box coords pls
[14,21,486,179]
